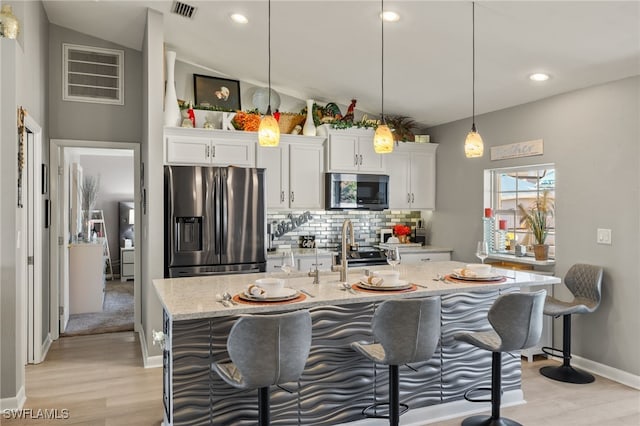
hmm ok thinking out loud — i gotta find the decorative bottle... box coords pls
[302,99,317,136]
[495,219,507,253]
[482,208,496,253]
[163,51,181,127]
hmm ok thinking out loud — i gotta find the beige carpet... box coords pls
[62,281,134,336]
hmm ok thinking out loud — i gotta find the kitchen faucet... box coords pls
[332,219,355,283]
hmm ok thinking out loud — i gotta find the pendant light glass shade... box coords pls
[464,125,484,158]
[0,5,20,39]
[258,109,280,147]
[374,123,394,153]
[258,0,280,147]
[464,2,483,158]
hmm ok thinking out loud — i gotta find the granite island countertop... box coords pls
[153,261,560,321]
[266,247,337,259]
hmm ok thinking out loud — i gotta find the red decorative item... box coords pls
[499,219,507,230]
[274,109,280,122]
[484,208,493,218]
[393,224,411,236]
[187,102,196,127]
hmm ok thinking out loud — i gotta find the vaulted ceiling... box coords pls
[43,1,640,127]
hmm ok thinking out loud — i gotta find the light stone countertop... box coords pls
[153,261,560,321]
[266,248,337,259]
[377,244,454,253]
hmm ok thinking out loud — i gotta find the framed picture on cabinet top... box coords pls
[193,74,241,111]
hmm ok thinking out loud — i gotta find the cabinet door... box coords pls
[297,255,332,272]
[357,137,385,173]
[289,143,324,209]
[210,139,255,167]
[409,151,436,209]
[327,134,358,172]
[386,152,411,209]
[166,136,210,165]
[258,145,289,209]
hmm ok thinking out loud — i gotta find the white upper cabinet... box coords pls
[257,135,325,210]
[387,142,438,209]
[325,127,384,173]
[164,127,256,167]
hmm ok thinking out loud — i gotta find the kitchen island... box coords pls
[154,261,560,425]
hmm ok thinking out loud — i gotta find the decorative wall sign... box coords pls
[491,139,543,161]
[273,211,313,238]
[299,235,316,248]
[17,106,27,208]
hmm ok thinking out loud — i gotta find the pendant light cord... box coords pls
[472,1,475,127]
[381,0,385,123]
[267,0,272,112]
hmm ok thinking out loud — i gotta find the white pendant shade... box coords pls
[373,124,394,153]
[464,130,484,158]
[258,114,280,147]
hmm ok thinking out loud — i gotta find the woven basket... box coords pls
[278,114,305,134]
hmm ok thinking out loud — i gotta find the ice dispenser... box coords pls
[176,217,202,252]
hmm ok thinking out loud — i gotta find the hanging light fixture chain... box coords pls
[472,1,476,127]
[267,0,272,112]
[381,0,385,121]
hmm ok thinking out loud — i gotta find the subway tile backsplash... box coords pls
[267,210,422,249]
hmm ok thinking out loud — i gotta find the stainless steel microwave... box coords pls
[325,173,389,210]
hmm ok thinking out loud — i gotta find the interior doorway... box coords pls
[49,140,141,341]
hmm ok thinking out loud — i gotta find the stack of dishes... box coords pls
[356,270,412,291]
[239,278,299,302]
[449,264,504,282]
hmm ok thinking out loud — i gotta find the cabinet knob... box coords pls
[281,191,285,202]
[354,154,358,166]
[407,193,411,203]
[420,258,431,262]
[211,146,216,157]
[359,154,363,165]
[411,193,415,203]
[205,145,210,158]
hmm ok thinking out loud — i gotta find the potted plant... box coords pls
[517,191,554,260]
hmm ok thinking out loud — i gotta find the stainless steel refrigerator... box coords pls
[164,166,266,278]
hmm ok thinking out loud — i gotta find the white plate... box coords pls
[359,276,407,288]
[239,287,299,302]
[451,269,503,281]
[357,279,412,291]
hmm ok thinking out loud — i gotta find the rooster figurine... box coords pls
[342,99,357,123]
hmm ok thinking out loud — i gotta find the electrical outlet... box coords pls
[597,228,612,245]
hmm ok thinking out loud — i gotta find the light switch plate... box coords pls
[597,228,612,245]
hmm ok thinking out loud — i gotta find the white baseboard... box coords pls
[138,327,162,369]
[572,355,640,390]
[339,390,524,425]
[41,333,52,361]
[0,386,26,411]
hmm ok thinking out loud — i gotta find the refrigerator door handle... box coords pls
[214,169,221,256]
[221,169,228,253]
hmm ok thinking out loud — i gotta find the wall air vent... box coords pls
[172,1,197,19]
[63,44,124,105]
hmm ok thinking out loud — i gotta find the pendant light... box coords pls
[373,0,394,154]
[0,5,20,39]
[258,0,280,147]
[464,1,484,158]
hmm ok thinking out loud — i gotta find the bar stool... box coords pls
[212,310,312,426]
[350,298,441,426]
[454,290,546,426]
[540,263,603,384]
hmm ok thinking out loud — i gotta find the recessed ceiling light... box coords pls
[380,11,400,22]
[529,73,550,82]
[230,13,248,24]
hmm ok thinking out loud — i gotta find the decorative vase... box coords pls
[398,235,409,244]
[533,244,549,261]
[81,209,92,243]
[164,51,181,127]
[302,99,316,136]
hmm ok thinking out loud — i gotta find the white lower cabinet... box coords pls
[257,135,325,210]
[164,127,256,167]
[267,254,333,273]
[400,251,451,264]
[387,142,438,209]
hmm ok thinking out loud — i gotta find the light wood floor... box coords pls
[6,332,639,425]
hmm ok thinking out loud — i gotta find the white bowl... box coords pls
[372,270,400,285]
[466,263,492,275]
[255,278,285,294]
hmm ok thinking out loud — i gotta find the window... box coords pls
[485,164,555,257]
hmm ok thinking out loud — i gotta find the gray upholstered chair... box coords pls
[540,263,603,384]
[351,297,441,426]
[212,310,312,426]
[454,290,546,426]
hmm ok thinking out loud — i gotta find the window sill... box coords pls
[487,252,555,266]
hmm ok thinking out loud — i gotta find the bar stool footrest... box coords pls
[362,402,409,419]
[541,346,565,359]
[464,387,493,403]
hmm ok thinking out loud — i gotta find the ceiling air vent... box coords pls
[172,1,197,19]
[63,44,124,105]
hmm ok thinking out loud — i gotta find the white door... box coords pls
[357,137,385,173]
[257,145,288,209]
[410,151,436,209]
[289,143,324,209]
[327,134,358,172]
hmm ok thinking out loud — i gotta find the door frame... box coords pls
[49,139,141,340]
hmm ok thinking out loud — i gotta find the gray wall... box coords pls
[427,76,640,375]
[48,24,142,142]
[0,0,49,404]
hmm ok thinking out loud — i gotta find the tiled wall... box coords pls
[267,210,422,249]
